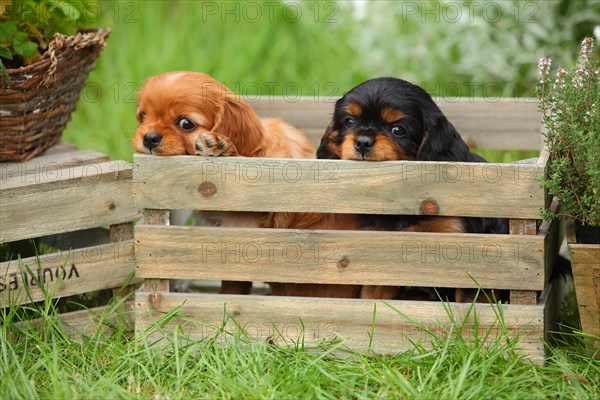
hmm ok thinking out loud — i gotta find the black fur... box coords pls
[317,77,508,235]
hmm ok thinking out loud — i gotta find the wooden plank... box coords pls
[0,241,137,306]
[139,210,170,293]
[0,149,109,181]
[566,220,600,338]
[110,222,134,242]
[249,97,542,150]
[509,219,538,305]
[18,301,135,340]
[110,223,136,300]
[542,282,558,345]
[541,199,561,283]
[39,141,78,156]
[135,225,545,290]
[510,291,538,305]
[435,98,541,150]
[0,161,141,243]
[133,155,545,219]
[135,291,546,363]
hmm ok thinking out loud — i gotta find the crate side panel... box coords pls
[133,155,545,219]
[250,98,542,151]
[135,292,545,362]
[0,240,137,306]
[135,225,545,290]
[0,149,109,181]
[16,302,135,340]
[569,246,600,338]
[0,161,141,243]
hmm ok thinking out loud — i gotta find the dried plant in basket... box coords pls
[0,0,109,162]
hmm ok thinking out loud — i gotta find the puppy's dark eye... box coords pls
[344,117,355,128]
[138,111,146,124]
[391,126,406,136]
[177,118,196,132]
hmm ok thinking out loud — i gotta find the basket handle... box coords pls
[41,28,111,87]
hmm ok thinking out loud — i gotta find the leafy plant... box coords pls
[0,0,97,78]
[538,37,600,227]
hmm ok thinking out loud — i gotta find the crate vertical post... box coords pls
[509,219,539,305]
[139,210,170,292]
[110,222,135,302]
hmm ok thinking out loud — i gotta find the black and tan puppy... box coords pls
[316,77,508,300]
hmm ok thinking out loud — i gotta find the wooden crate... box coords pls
[133,97,560,363]
[1,142,140,332]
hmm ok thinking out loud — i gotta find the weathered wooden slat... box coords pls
[566,220,600,338]
[542,282,558,344]
[135,225,545,290]
[18,301,135,340]
[509,219,538,305]
[39,141,78,156]
[0,149,109,181]
[0,240,137,306]
[0,161,141,243]
[541,199,560,284]
[140,209,170,292]
[249,97,541,150]
[133,155,545,219]
[135,291,545,362]
[110,223,136,302]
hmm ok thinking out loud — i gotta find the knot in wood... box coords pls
[337,257,350,270]
[420,199,439,215]
[149,293,162,310]
[199,181,217,197]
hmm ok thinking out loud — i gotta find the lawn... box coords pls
[1,289,599,399]
[3,1,600,398]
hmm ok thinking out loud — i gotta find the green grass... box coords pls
[1,291,599,399]
[63,0,599,162]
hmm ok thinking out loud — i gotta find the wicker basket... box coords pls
[0,28,110,162]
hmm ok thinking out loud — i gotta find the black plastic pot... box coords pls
[575,220,600,244]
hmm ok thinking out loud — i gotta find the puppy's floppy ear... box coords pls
[316,122,341,159]
[213,93,265,156]
[417,107,473,162]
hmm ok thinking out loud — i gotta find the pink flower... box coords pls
[581,37,594,62]
[538,57,552,83]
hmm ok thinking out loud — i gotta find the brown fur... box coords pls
[133,72,314,159]
[346,102,362,117]
[381,107,405,124]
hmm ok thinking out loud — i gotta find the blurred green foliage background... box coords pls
[64,0,599,161]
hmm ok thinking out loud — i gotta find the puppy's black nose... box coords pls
[354,136,374,155]
[143,132,162,151]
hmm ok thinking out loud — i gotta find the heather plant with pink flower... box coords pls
[538,37,600,232]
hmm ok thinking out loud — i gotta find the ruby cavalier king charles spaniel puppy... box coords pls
[132,71,313,159]
[132,71,315,295]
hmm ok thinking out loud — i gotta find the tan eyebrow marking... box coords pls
[345,102,362,117]
[381,107,405,123]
